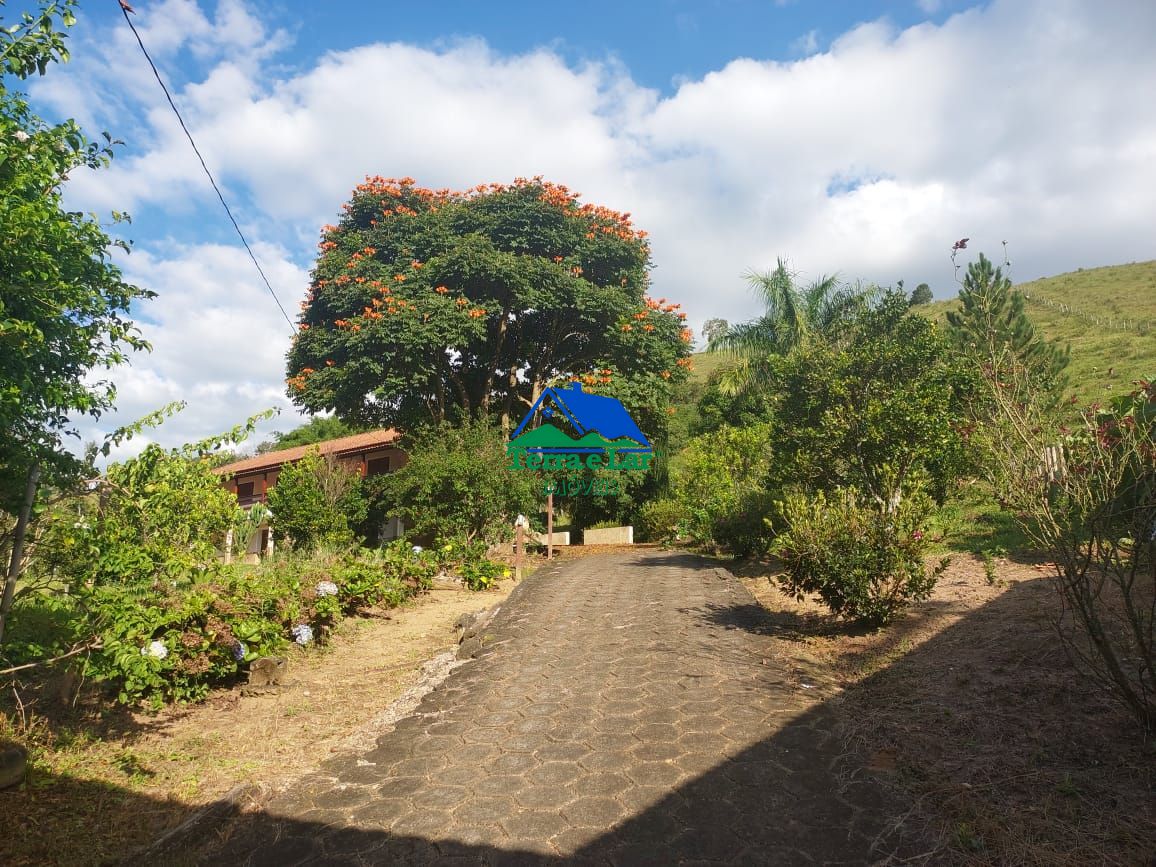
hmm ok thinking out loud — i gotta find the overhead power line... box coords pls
[117,1,297,334]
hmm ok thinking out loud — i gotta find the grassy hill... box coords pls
[920,260,1156,402]
[678,261,1156,416]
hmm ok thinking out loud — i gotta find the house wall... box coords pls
[223,446,408,500]
[222,445,410,558]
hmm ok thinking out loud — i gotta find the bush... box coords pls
[60,544,435,708]
[264,448,366,550]
[774,487,947,626]
[374,421,538,546]
[637,498,683,543]
[671,423,773,552]
[433,539,509,591]
[979,375,1156,727]
[712,490,776,558]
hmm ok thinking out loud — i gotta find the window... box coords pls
[236,481,255,498]
[366,457,391,477]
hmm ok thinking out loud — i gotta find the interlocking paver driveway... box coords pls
[198,552,919,865]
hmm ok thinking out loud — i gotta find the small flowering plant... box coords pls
[291,624,314,646]
[141,639,168,660]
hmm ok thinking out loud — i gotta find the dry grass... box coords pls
[738,555,1156,865]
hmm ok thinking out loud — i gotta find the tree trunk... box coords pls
[481,312,509,417]
[0,462,40,646]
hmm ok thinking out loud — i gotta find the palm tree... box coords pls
[709,258,868,394]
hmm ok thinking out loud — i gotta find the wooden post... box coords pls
[546,493,554,561]
[0,462,40,647]
[515,522,524,581]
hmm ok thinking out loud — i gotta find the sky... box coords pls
[9,0,1156,457]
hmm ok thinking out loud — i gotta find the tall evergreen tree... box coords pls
[947,254,1069,404]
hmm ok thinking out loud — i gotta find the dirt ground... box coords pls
[736,554,1156,866]
[0,578,518,866]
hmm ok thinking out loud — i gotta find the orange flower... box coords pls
[326,360,335,366]
[661,370,671,379]
[435,285,449,294]
[553,255,564,263]
[411,260,423,269]
[621,324,633,332]
[394,274,406,283]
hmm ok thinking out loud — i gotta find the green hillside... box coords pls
[672,261,1156,430]
[920,260,1156,402]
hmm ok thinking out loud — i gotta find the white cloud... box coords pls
[42,0,1156,449]
[790,29,820,56]
[81,241,309,460]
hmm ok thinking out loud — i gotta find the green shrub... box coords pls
[434,539,508,591]
[671,423,773,552]
[637,498,683,543]
[458,559,508,591]
[773,487,947,626]
[712,490,776,558]
[374,421,538,546]
[265,448,366,551]
[61,543,436,708]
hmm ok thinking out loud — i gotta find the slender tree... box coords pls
[1,0,151,639]
[946,253,1069,405]
[709,258,868,395]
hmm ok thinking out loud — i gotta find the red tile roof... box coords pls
[214,428,401,476]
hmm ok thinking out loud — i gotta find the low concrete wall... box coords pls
[582,526,633,545]
[533,531,571,546]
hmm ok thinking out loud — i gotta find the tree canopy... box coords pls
[256,415,364,454]
[287,177,691,437]
[709,258,869,397]
[1,0,152,509]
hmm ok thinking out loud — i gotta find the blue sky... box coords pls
[7,0,1155,454]
[73,0,962,97]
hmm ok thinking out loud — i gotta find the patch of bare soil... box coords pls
[737,555,1156,866]
[0,580,516,866]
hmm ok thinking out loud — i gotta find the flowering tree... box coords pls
[287,177,691,436]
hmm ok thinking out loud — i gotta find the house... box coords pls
[214,428,406,559]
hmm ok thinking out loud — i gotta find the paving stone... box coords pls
[501,809,571,840]
[193,551,926,865]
